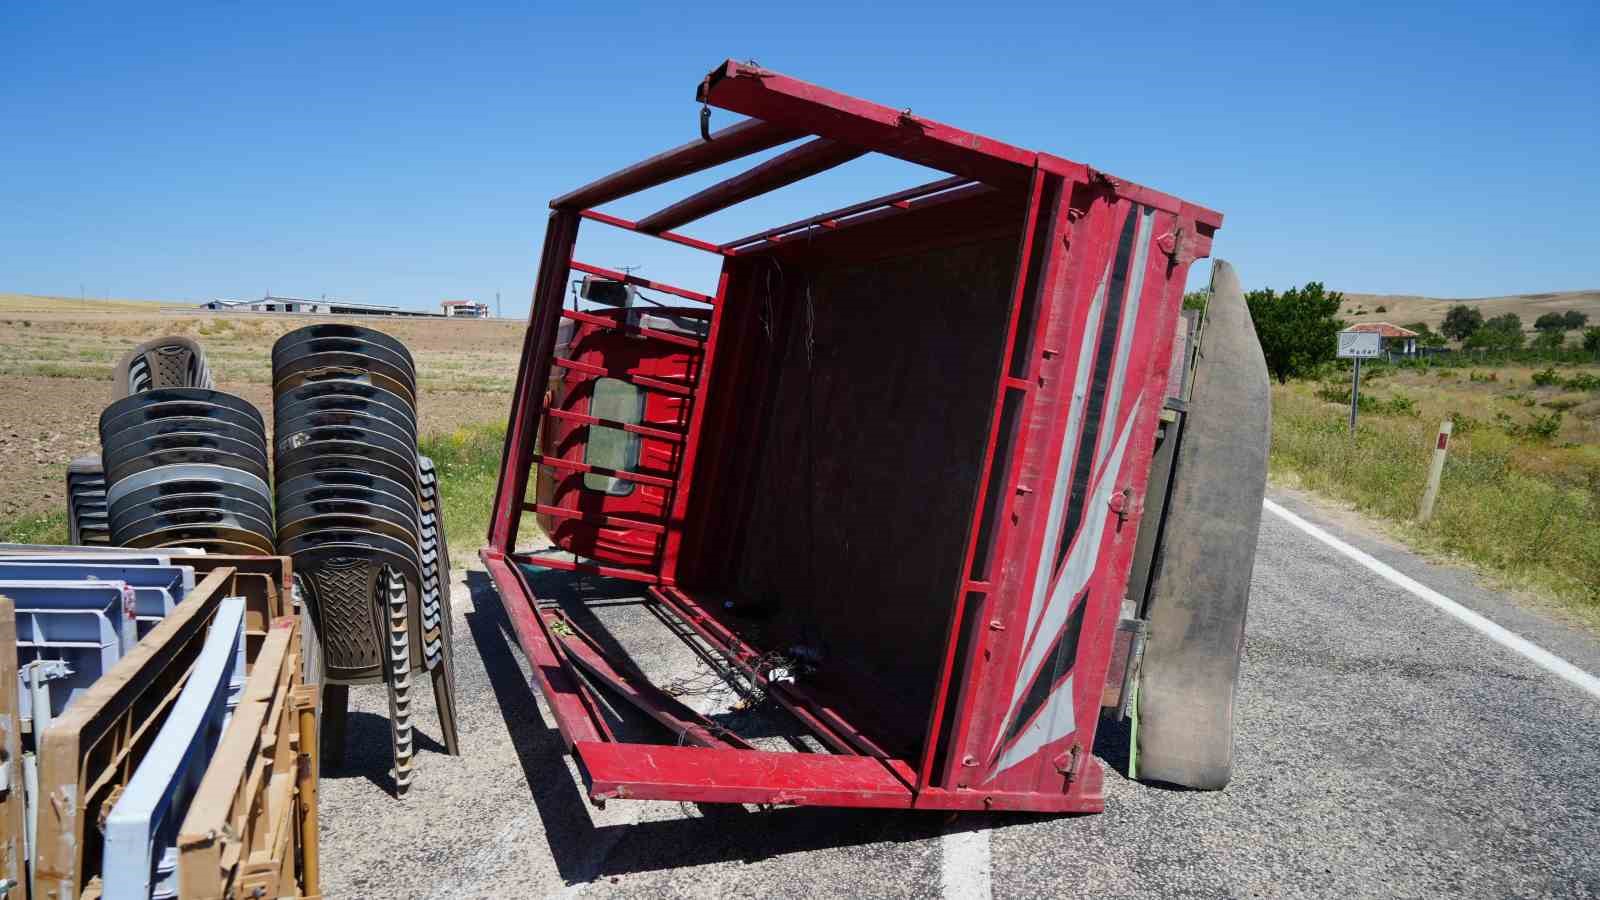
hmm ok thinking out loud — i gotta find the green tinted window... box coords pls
[583,377,642,495]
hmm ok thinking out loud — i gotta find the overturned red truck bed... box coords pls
[481,60,1269,813]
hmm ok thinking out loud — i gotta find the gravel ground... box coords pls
[317,490,1600,898]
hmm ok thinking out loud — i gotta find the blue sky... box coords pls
[3,2,1595,317]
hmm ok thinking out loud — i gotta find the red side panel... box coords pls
[537,310,703,569]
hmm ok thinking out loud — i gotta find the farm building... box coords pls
[198,295,439,317]
[1346,321,1420,356]
[441,299,490,318]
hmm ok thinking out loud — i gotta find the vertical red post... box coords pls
[914,169,1048,791]
[488,210,580,553]
[658,266,732,584]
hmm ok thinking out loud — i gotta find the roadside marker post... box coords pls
[1337,330,1383,435]
[1418,420,1453,523]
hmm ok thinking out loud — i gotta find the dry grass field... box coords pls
[1337,288,1600,333]
[0,293,524,531]
[1272,359,1600,624]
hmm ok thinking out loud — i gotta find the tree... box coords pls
[1534,311,1568,332]
[1583,327,1600,353]
[1182,290,1209,311]
[1441,304,1483,341]
[1244,282,1345,384]
[1532,328,1565,351]
[1562,310,1589,330]
[1465,313,1525,351]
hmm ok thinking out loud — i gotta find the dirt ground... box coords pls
[0,300,523,523]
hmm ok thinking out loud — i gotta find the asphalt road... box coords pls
[317,488,1600,898]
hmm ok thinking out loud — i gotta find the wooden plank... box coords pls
[0,597,26,900]
[33,567,234,897]
[177,614,314,899]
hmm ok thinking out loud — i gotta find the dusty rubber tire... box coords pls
[1134,260,1270,790]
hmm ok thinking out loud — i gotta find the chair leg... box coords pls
[430,663,460,756]
[321,684,349,765]
[383,568,415,795]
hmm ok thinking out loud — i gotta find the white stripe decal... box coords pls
[1263,499,1600,701]
[1002,399,1141,728]
[992,674,1075,776]
[1019,260,1112,650]
[1092,207,1154,473]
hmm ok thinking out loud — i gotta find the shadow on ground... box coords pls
[460,567,1004,884]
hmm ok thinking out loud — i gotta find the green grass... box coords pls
[0,511,70,545]
[419,421,543,557]
[1272,382,1600,627]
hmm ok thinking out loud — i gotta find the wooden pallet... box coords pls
[177,614,319,899]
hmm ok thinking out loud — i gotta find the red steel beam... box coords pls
[560,308,705,350]
[510,551,661,585]
[730,182,996,257]
[916,169,1048,789]
[524,502,667,536]
[550,610,756,750]
[488,210,578,552]
[551,357,693,396]
[552,117,804,211]
[570,260,716,306]
[648,586,894,759]
[698,60,1037,187]
[529,452,677,489]
[544,406,685,444]
[480,552,612,747]
[578,210,725,255]
[720,175,971,251]
[635,138,867,234]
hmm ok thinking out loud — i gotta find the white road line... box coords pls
[940,826,992,900]
[1263,498,1600,701]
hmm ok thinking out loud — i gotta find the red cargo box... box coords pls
[482,60,1242,814]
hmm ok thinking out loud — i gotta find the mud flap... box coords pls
[1134,259,1270,790]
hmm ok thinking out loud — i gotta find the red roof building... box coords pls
[1347,322,1420,355]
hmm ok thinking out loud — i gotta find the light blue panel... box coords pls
[0,580,138,720]
[102,596,246,900]
[0,563,193,635]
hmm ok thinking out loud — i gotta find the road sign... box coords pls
[1337,330,1383,359]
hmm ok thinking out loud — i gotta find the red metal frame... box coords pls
[481,59,1220,813]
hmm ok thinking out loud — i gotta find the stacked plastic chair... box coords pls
[99,389,274,555]
[65,457,110,545]
[272,323,458,793]
[67,336,219,547]
[113,335,215,397]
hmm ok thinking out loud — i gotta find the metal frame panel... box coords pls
[481,60,1222,814]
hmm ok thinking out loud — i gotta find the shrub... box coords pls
[1584,327,1600,353]
[1468,370,1498,383]
[1375,305,1388,313]
[1314,382,1350,404]
[1442,304,1484,341]
[1564,372,1600,391]
[1449,412,1482,434]
[1503,411,1563,442]
[1532,367,1562,387]
[1541,399,1580,412]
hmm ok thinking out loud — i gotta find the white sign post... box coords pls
[1337,330,1383,434]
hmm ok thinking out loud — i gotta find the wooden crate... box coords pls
[177,615,320,899]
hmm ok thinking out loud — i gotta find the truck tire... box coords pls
[1135,260,1270,790]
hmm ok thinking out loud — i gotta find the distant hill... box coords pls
[0,292,168,314]
[1335,289,1600,333]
